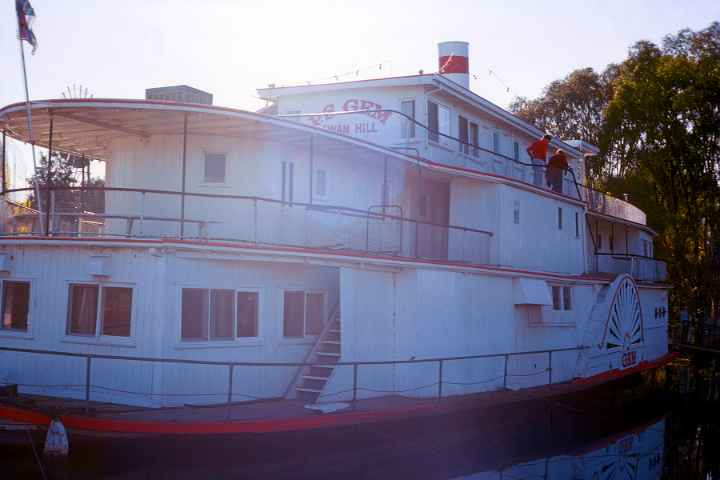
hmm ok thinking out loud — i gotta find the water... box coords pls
[1,393,718,479]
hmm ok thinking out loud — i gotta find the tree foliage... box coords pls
[603,23,720,318]
[27,152,104,214]
[511,22,720,318]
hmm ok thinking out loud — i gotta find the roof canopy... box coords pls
[0,99,397,163]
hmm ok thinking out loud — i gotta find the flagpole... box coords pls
[16,13,45,235]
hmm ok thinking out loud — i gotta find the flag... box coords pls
[15,0,38,54]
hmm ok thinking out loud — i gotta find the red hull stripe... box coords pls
[0,353,676,436]
[439,56,469,74]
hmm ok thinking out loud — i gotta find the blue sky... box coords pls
[0,0,718,185]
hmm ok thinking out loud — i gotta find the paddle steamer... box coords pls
[0,42,670,438]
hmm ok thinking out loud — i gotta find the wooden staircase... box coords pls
[288,306,341,403]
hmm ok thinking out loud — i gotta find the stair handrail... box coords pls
[284,301,341,398]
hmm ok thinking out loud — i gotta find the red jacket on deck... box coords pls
[527,138,550,162]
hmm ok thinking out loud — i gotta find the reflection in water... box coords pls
[454,418,665,480]
[4,395,720,479]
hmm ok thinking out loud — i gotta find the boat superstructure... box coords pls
[0,43,669,423]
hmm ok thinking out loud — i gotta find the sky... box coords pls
[0,0,718,186]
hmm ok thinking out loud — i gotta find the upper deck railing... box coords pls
[281,109,648,226]
[1,185,492,266]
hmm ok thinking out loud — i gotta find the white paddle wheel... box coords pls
[576,274,646,378]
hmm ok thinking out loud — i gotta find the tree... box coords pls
[602,23,720,318]
[27,152,105,229]
[511,22,720,318]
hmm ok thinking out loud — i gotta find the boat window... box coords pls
[427,101,450,144]
[427,101,439,142]
[551,285,573,311]
[204,153,226,183]
[563,286,572,310]
[101,287,133,337]
[469,122,479,157]
[401,100,415,139]
[283,290,325,337]
[513,141,520,161]
[558,207,563,230]
[283,291,305,337]
[210,289,234,340]
[492,132,500,154]
[67,284,99,335]
[236,292,258,338]
[181,288,259,341]
[513,201,520,225]
[181,288,209,340]
[552,286,561,310]
[1,281,30,332]
[438,105,450,143]
[458,116,469,154]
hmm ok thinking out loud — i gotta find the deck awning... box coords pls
[512,278,552,306]
[0,99,409,165]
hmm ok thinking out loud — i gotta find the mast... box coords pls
[16,8,45,235]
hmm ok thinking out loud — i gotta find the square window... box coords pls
[210,289,234,340]
[563,287,572,310]
[552,286,561,311]
[305,293,324,335]
[1,281,30,331]
[101,287,132,337]
[237,292,258,338]
[67,284,99,335]
[204,153,226,183]
[283,291,305,337]
[315,169,327,197]
[181,288,209,340]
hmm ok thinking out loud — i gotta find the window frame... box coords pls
[281,289,327,340]
[492,131,500,154]
[427,100,451,146]
[400,99,416,139]
[203,152,228,185]
[0,278,33,337]
[64,281,135,344]
[550,284,573,312]
[178,286,261,345]
[469,122,480,157]
[558,207,563,230]
[458,115,469,154]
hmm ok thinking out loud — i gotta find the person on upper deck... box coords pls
[547,148,569,193]
[526,134,552,188]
